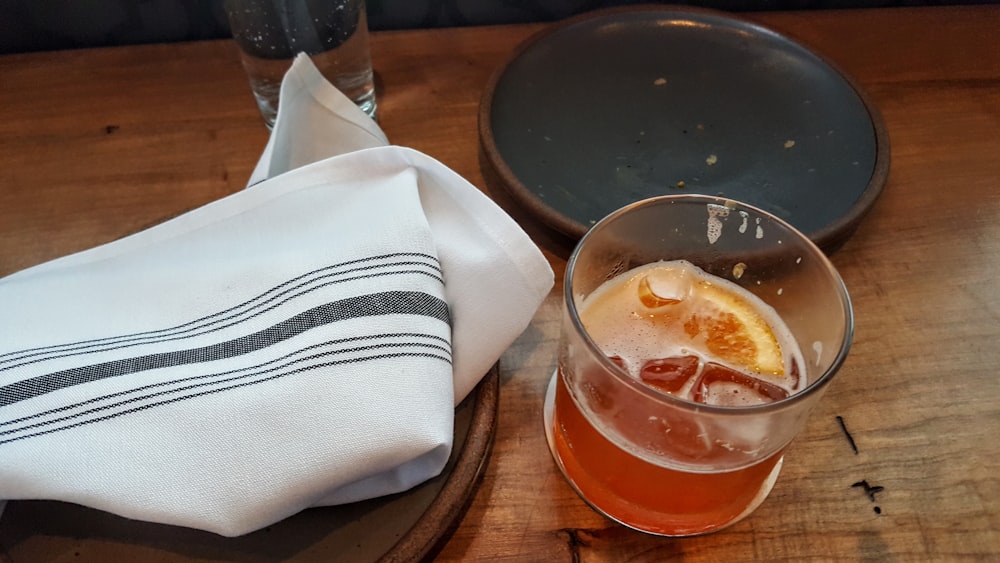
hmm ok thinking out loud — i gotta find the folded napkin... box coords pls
[0,54,553,537]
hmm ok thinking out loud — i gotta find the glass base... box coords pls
[543,371,782,537]
[254,85,377,131]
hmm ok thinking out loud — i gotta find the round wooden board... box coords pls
[0,367,499,562]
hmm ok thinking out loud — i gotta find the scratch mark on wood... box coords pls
[558,528,589,563]
[852,480,885,502]
[852,479,885,514]
[837,415,859,454]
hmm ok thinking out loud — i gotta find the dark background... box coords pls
[0,0,991,55]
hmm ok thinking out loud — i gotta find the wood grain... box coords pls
[1,5,998,561]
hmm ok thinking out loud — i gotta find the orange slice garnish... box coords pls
[681,280,784,377]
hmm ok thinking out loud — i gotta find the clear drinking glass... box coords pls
[225,0,376,128]
[544,195,853,536]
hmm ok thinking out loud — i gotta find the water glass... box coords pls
[225,0,376,128]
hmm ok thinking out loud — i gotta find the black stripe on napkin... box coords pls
[1,332,451,445]
[1,332,450,429]
[0,252,442,371]
[0,290,449,408]
[0,353,444,446]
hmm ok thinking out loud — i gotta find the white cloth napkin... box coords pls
[0,54,553,537]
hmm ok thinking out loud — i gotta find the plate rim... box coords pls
[478,4,890,253]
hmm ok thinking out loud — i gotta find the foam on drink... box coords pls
[579,260,804,406]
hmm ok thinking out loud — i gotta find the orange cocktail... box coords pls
[551,371,784,535]
[545,196,853,536]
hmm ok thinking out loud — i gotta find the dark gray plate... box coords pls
[480,6,889,253]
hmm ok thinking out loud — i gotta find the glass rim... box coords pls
[564,194,855,415]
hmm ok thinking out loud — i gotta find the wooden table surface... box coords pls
[1,5,998,561]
